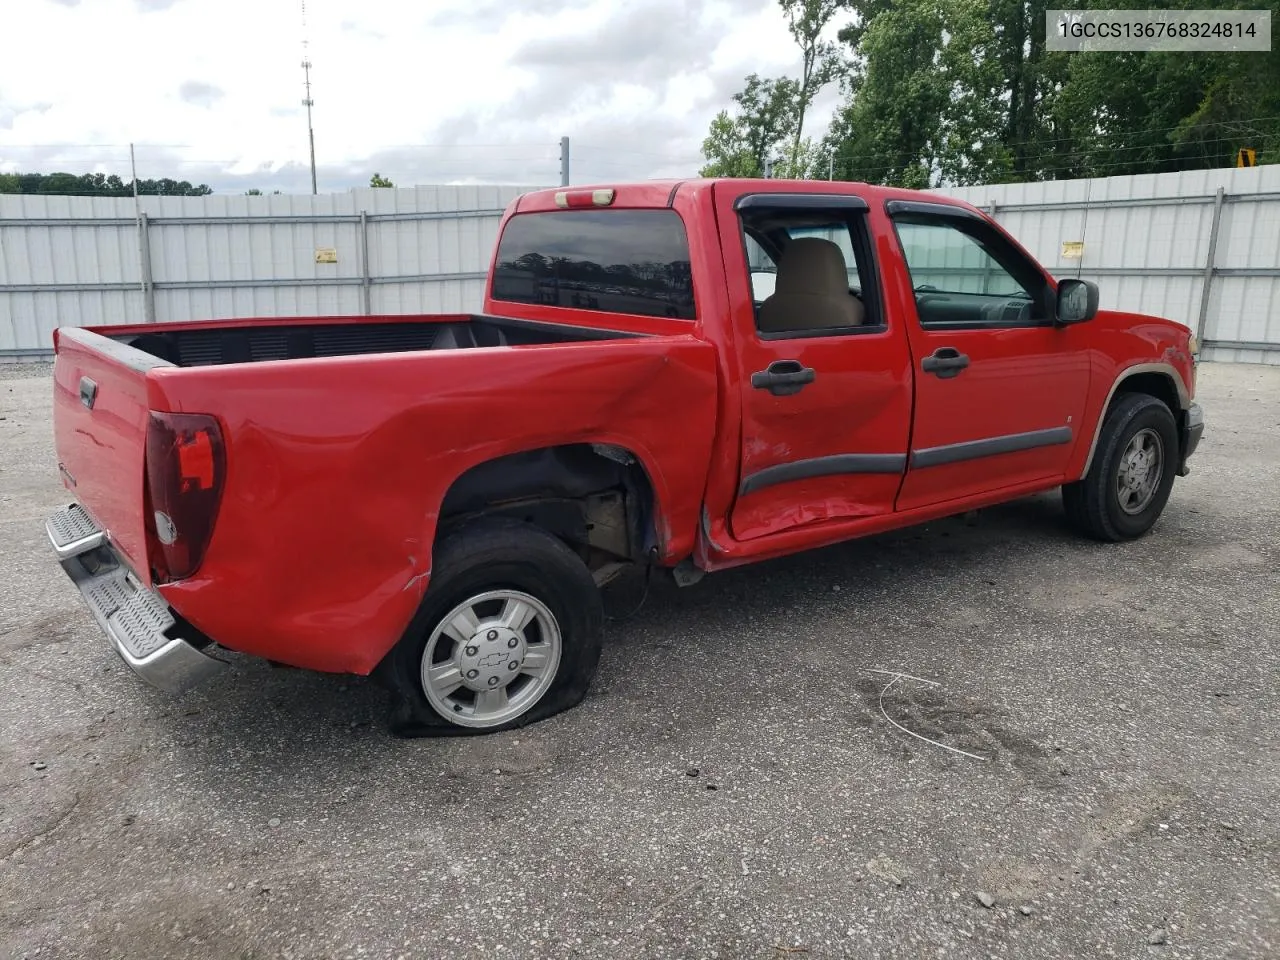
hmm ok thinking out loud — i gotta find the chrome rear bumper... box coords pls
[46,503,226,694]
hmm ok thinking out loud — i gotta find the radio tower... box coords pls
[301,0,317,194]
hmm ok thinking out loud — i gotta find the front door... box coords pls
[715,187,914,542]
[885,201,1092,512]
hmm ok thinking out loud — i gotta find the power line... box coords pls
[828,143,1280,185]
[1,140,565,152]
[823,130,1279,170]
[573,144,706,160]
[812,124,1280,180]
[0,143,198,149]
[0,153,571,166]
[360,143,562,151]
[0,142,703,163]
[822,114,1280,163]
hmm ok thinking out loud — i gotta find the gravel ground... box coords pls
[0,361,53,381]
[1,361,1277,960]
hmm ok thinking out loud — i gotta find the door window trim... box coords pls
[736,193,870,213]
[885,200,1056,331]
[733,194,888,341]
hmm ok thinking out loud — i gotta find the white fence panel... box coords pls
[933,164,1280,365]
[0,184,544,360]
[4,168,1279,365]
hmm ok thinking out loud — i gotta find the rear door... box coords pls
[714,187,913,542]
[52,327,166,581]
[885,201,1092,512]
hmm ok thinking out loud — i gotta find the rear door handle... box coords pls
[751,359,816,396]
[921,347,969,379]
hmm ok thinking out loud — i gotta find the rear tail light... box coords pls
[144,412,226,583]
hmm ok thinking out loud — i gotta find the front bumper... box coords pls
[1178,402,1205,477]
[46,504,226,694]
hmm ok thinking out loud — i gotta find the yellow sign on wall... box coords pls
[1061,241,1085,260]
[1237,147,1257,168]
[315,247,338,264]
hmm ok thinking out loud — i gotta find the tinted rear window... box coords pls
[491,209,695,320]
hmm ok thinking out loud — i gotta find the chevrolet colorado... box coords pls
[45,178,1205,735]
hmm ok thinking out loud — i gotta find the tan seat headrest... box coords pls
[758,237,865,333]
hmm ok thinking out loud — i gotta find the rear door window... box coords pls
[491,209,696,320]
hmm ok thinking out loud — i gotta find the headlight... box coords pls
[1188,334,1200,356]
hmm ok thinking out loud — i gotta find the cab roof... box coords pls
[510,178,982,217]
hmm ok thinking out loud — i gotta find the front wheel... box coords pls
[1063,392,1180,542]
[380,519,603,737]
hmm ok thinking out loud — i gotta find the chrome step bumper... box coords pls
[46,503,226,694]
[47,502,104,559]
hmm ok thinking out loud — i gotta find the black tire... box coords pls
[1063,392,1180,542]
[379,518,603,738]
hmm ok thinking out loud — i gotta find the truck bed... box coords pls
[107,314,644,367]
[51,311,720,666]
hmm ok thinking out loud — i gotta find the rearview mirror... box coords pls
[1056,278,1099,324]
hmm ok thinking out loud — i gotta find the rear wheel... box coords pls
[1063,393,1179,542]
[380,519,603,737]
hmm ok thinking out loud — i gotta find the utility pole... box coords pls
[130,142,140,215]
[130,144,156,323]
[559,137,570,186]
[301,1,317,194]
[302,59,317,194]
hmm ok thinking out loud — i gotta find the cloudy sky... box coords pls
[0,0,852,194]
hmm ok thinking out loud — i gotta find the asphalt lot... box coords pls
[1,360,1277,960]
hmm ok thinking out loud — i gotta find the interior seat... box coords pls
[758,237,864,333]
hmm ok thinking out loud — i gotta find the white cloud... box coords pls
[1,0,852,193]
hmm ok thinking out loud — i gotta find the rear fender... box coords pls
[430,441,667,566]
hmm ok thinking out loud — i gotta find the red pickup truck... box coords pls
[46,178,1204,736]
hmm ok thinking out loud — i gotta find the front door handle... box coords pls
[921,347,970,379]
[751,359,816,396]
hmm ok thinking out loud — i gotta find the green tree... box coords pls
[370,172,395,188]
[780,0,849,174]
[779,136,831,179]
[38,172,87,194]
[139,177,212,196]
[0,172,212,196]
[698,111,760,177]
[934,0,1016,185]
[985,0,1054,179]
[699,74,800,178]
[825,0,950,186]
[703,0,1280,185]
[1051,0,1280,174]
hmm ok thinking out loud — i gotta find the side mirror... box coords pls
[1056,277,1099,324]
